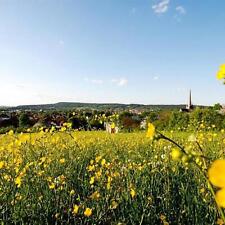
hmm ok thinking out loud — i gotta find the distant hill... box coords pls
[1,102,191,111]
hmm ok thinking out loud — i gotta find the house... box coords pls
[105,122,119,134]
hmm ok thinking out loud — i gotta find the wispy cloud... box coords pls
[176,6,186,15]
[92,79,103,85]
[174,5,186,22]
[153,76,159,80]
[152,0,170,14]
[58,40,65,46]
[111,78,128,87]
[84,78,103,85]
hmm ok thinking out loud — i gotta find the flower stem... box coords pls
[157,131,225,223]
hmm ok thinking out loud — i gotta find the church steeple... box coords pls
[180,90,194,112]
[186,90,193,110]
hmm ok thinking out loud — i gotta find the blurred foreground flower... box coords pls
[171,148,182,161]
[146,123,155,139]
[217,64,225,83]
[209,159,225,207]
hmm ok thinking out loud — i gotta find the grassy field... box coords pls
[0,129,224,224]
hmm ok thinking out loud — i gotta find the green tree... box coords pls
[169,111,190,130]
[212,103,222,111]
[19,113,31,127]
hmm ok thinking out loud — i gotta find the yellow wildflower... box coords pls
[209,160,225,208]
[171,148,182,161]
[88,165,95,172]
[107,182,111,190]
[90,176,95,185]
[217,71,225,80]
[49,183,56,189]
[72,204,79,215]
[0,161,5,169]
[60,127,66,132]
[217,64,225,81]
[101,159,106,166]
[220,64,225,71]
[84,208,92,217]
[95,156,102,163]
[59,158,65,164]
[110,200,118,209]
[8,130,14,136]
[130,188,136,199]
[4,174,10,181]
[90,191,100,200]
[208,159,225,188]
[216,188,225,208]
[181,155,188,164]
[146,123,155,139]
[217,218,225,225]
[15,176,22,188]
[95,169,102,179]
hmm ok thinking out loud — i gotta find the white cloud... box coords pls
[111,78,128,87]
[91,79,103,85]
[84,78,103,85]
[153,76,159,80]
[152,0,170,14]
[176,6,186,15]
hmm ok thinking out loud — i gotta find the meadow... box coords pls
[0,127,224,225]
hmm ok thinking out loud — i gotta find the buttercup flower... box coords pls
[216,188,225,208]
[209,159,225,208]
[84,208,92,217]
[208,159,225,188]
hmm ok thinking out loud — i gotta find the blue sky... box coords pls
[0,0,225,106]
